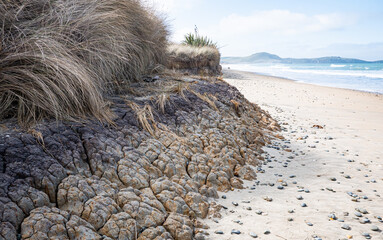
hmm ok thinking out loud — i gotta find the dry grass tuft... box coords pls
[191,90,218,111]
[128,102,157,136]
[0,0,168,126]
[167,44,221,75]
[231,99,241,116]
[156,93,170,113]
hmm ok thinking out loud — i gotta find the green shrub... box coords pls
[183,26,217,48]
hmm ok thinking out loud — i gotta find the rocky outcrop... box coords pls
[0,78,278,239]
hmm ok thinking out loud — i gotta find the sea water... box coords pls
[223,63,383,94]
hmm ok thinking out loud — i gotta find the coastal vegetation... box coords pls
[0,0,168,126]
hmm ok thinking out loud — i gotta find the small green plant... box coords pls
[183,26,217,48]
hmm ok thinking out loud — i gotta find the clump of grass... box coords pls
[0,0,169,126]
[128,102,157,136]
[183,26,217,48]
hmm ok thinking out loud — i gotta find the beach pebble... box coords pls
[356,208,368,214]
[264,230,270,235]
[328,213,337,220]
[371,225,379,231]
[288,209,295,213]
[231,229,241,235]
[249,232,258,238]
[215,230,224,235]
[222,195,226,199]
[292,181,297,184]
[301,203,307,207]
[247,207,252,211]
[360,218,370,224]
[288,217,294,222]
[296,195,303,200]
[341,224,351,230]
[277,185,284,190]
[344,175,351,179]
[282,182,288,186]
[330,177,337,181]
[361,233,371,239]
[263,196,273,202]
[306,222,313,226]
[256,210,263,215]
[289,175,296,178]
[232,202,238,206]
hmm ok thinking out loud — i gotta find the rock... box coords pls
[277,185,284,190]
[371,225,379,231]
[231,229,241,235]
[330,177,337,181]
[214,230,224,235]
[359,218,370,224]
[355,212,363,217]
[264,230,270,235]
[232,202,239,206]
[341,224,351,230]
[301,203,307,207]
[306,222,313,226]
[356,208,368,214]
[163,213,193,240]
[296,195,303,200]
[250,232,258,238]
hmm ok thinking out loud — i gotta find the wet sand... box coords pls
[203,70,383,240]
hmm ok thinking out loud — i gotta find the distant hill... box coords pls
[222,52,383,64]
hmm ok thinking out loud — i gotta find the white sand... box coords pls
[203,70,383,240]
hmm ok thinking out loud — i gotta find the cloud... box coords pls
[219,10,353,36]
[144,0,200,14]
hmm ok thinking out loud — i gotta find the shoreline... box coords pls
[223,68,383,96]
[204,69,383,239]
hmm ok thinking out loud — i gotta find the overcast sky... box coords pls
[147,0,383,60]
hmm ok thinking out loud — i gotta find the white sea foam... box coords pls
[330,64,346,68]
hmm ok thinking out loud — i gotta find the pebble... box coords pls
[288,209,295,213]
[292,181,297,184]
[371,225,379,231]
[255,210,263,215]
[360,218,370,224]
[361,233,371,239]
[356,208,368,214]
[215,230,224,234]
[263,196,273,202]
[301,203,307,207]
[289,175,296,178]
[264,230,270,235]
[344,175,351,179]
[222,195,226,199]
[306,222,313,226]
[249,232,258,238]
[328,213,337,220]
[231,229,241,235]
[305,189,310,193]
[232,202,238,206]
[288,217,294,221]
[277,185,284,190]
[341,224,351,230]
[330,177,337,181]
[246,207,252,211]
[282,182,288,186]
[296,195,303,200]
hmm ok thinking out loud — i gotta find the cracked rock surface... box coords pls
[0,78,278,239]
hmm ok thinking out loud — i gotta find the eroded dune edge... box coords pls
[0,77,279,240]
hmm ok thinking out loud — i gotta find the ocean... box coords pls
[223,63,383,94]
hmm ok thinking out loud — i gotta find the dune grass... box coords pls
[0,0,168,126]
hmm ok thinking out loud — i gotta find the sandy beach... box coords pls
[203,70,383,240]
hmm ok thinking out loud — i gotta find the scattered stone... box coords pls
[288,218,294,222]
[222,195,226,199]
[296,195,303,200]
[355,212,363,217]
[263,196,273,202]
[277,185,284,190]
[289,175,296,178]
[288,209,295,213]
[215,230,224,235]
[264,230,270,235]
[231,229,241,235]
[249,232,258,238]
[371,225,379,231]
[301,203,307,207]
[232,202,239,206]
[246,207,252,211]
[306,222,313,226]
[356,208,368,214]
[361,233,371,239]
[255,210,263,215]
[359,218,370,224]
[330,177,337,181]
[341,224,351,230]
[328,213,337,220]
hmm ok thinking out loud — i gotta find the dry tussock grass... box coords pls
[167,44,220,71]
[128,102,157,136]
[0,0,168,126]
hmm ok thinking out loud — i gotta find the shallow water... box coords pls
[223,62,383,94]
